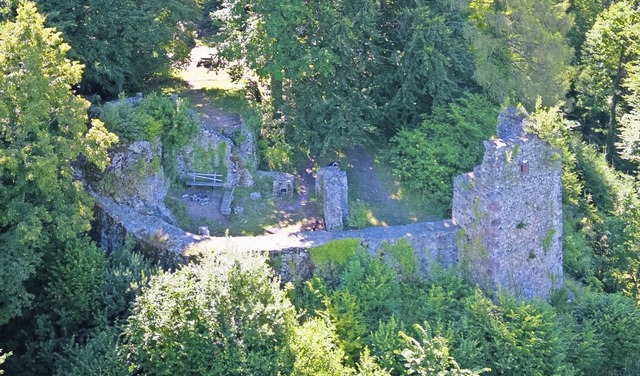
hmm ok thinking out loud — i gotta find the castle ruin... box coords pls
[452,108,563,300]
[92,108,563,301]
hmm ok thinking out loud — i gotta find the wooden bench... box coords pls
[185,172,223,188]
[220,187,235,216]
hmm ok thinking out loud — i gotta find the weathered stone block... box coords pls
[316,166,349,231]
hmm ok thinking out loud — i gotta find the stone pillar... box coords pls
[316,166,349,231]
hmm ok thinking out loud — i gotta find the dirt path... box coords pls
[343,146,436,226]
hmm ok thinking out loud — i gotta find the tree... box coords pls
[214,0,477,154]
[0,0,116,326]
[617,63,640,164]
[576,0,640,164]
[389,93,498,214]
[399,322,488,376]
[124,248,296,375]
[34,0,200,97]
[466,0,574,110]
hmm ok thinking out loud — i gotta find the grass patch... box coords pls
[309,239,361,266]
[164,195,200,233]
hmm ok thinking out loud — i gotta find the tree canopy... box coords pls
[0,0,115,325]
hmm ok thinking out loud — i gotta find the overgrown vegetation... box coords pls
[388,94,498,214]
[5,0,640,374]
[99,92,199,180]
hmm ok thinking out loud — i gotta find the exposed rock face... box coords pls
[452,108,563,300]
[92,195,197,269]
[176,126,255,188]
[94,140,176,225]
[316,166,349,231]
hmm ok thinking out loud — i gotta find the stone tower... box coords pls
[452,108,563,300]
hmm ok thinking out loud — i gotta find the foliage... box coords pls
[123,248,296,375]
[310,239,362,268]
[102,242,158,323]
[571,292,640,374]
[139,93,200,179]
[399,322,488,376]
[347,199,372,230]
[455,291,565,375]
[617,62,640,165]
[389,93,498,214]
[0,350,11,375]
[466,0,574,109]
[100,93,199,179]
[34,0,200,97]
[575,0,640,164]
[0,0,116,326]
[214,0,476,154]
[367,316,406,374]
[99,99,157,143]
[289,316,355,376]
[54,327,128,376]
[384,240,417,281]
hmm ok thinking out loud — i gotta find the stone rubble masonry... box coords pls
[316,166,349,231]
[452,107,563,300]
[93,139,177,225]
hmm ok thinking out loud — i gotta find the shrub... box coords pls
[347,199,371,229]
[571,292,640,374]
[124,249,296,375]
[309,239,362,284]
[389,93,497,214]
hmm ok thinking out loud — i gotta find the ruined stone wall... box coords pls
[452,109,563,300]
[91,195,196,269]
[89,105,564,301]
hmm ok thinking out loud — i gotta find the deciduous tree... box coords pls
[576,0,640,163]
[0,0,115,326]
[466,0,574,109]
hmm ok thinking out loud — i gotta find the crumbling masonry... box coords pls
[452,108,563,300]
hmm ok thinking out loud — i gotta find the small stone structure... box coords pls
[272,174,294,197]
[255,171,295,197]
[452,108,563,300]
[316,166,349,231]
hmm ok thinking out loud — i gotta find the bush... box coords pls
[389,93,497,214]
[99,93,199,179]
[571,292,640,374]
[55,328,127,376]
[124,249,296,375]
[309,239,362,284]
[102,243,158,322]
[347,199,371,229]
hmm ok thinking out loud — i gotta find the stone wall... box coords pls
[91,195,197,269]
[90,140,176,225]
[316,166,349,231]
[452,108,563,300]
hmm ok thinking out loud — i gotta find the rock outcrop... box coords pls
[92,139,176,225]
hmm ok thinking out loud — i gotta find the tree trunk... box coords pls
[606,46,627,164]
[271,73,283,119]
